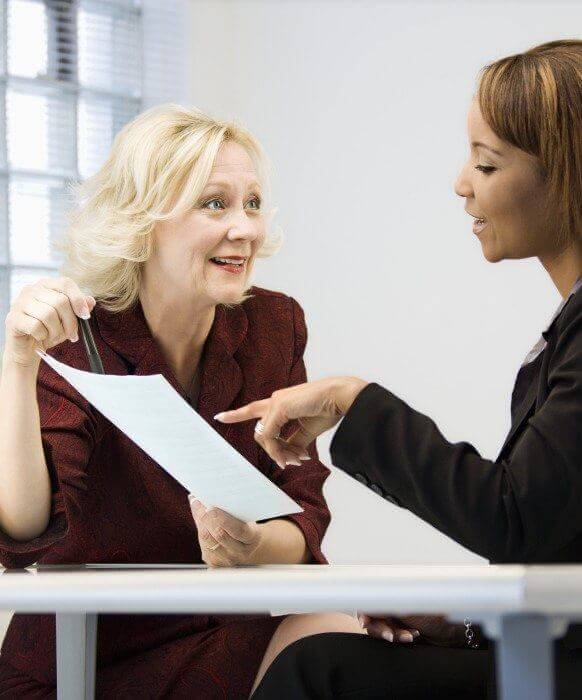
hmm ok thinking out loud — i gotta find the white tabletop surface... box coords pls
[1,564,581,622]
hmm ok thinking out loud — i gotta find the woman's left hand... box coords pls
[215,376,368,468]
[189,495,262,567]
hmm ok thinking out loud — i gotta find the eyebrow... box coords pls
[471,141,504,157]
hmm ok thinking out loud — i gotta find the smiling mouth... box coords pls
[210,256,247,266]
[466,211,488,235]
[209,256,248,274]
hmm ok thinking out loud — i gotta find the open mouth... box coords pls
[209,256,248,275]
[468,212,488,235]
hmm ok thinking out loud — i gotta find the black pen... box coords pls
[78,316,105,374]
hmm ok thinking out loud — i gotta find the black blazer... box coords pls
[330,284,582,644]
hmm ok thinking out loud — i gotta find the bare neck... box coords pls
[139,288,216,388]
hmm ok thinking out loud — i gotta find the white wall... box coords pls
[186,0,581,563]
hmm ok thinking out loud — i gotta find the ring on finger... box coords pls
[254,420,280,440]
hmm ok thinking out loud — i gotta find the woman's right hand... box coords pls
[358,613,470,647]
[3,276,96,368]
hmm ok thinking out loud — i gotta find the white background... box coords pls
[186,0,581,564]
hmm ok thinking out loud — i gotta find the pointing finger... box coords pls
[214,400,269,424]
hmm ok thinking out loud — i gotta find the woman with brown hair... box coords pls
[219,39,582,698]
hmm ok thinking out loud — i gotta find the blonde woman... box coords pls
[0,105,362,698]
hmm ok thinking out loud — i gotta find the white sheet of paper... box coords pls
[37,350,302,522]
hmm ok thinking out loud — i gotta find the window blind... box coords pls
[0,0,190,350]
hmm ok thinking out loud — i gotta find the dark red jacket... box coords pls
[0,287,330,698]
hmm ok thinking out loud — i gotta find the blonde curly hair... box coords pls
[57,103,281,313]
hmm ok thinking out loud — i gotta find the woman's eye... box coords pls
[246,197,261,210]
[204,198,224,211]
[475,165,496,174]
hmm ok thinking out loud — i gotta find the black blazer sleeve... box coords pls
[330,293,582,563]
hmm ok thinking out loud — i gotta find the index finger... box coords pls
[214,399,270,424]
[41,277,92,319]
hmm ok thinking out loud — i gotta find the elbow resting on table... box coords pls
[0,509,51,543]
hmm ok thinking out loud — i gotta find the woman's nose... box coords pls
[226,223,259,242]
[454,161,473,199]
[225,211,260,241]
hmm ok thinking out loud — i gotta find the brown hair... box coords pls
[477,39,582,246]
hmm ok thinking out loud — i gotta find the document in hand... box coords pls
[37,351,303,522]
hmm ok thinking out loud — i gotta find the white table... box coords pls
[2,563,581,700]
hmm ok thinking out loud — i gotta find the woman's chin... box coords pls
[480,241,504,264]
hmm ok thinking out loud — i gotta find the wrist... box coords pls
[1,353,40,380]
[247,522,269,565]
[335,376,368,415]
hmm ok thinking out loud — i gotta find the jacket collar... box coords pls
[542,275,582,339]
[93,297,155,368]
[498,277,582,458]
[94,297,248,421]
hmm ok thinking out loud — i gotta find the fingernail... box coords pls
[71,335,79,343]
[188,494,196,504]
[285,460,301,467]
[277,461,286,470]
[214,413,225,421]
[412,630,420,638]
[382,630,394,642]
[80,309,90,320]
[299,454,310,461]
[399,631,414,643]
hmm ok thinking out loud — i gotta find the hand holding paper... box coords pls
[37,350,302,522]
[188,495,264,567]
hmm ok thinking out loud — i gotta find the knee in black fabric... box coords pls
[252,631,492,700]
[252,632,354,699]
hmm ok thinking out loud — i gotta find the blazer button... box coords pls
[369,483,384,497]
[385,493,402,507]
[354,472,369,485]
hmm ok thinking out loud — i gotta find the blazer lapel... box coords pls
[497,284,582,459]
[497,376,539,457]
[497,338,549,458]
[196,304,247,426]
[93,299,155,370]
